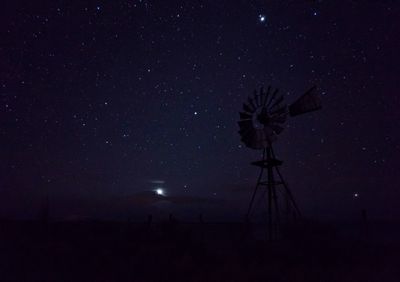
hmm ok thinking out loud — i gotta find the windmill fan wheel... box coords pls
[238,87,288,150]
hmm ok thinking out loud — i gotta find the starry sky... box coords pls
[1,1,399,221]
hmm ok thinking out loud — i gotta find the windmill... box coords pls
[238,85,321,239]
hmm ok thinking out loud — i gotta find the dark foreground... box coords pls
[0,219,399,281]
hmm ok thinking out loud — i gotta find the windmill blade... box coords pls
[271,124,284,135]
[253,90,260,108]
[241,128,268,150]
[259,87,266,106]
[267,88,279,107]
[238,120,253,129]
[289,86,321,116]
[239,112,252,120]
[262,126,274,139]
[263,127,277,144]
[239,129,253,141]
[243,103,254,113]
[248,140,264,150]
[269,95,284,110]
[263,86,271,106]
[254,129,264,142]
[238,128,252,135]
[254,129,269,148]
[247,97,257,111]
[239,126,253,135]
[254,93,261,107]
[242,133,260,149]
[239,128,255,144]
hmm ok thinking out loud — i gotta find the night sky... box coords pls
[1,1,399,221]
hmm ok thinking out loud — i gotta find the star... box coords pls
[259,14,266,23]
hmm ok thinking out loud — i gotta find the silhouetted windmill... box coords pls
[238,85,321,239]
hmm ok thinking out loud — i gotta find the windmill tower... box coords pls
[238,85,321,239]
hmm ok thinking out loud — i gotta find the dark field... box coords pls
[0,220,399,281]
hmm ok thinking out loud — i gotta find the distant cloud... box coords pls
[149,180,165,184]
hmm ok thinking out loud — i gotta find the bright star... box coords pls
[259,14,266,23]
[155,188,164,196]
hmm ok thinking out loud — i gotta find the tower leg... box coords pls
[270,146,302,219]
[267,148,273,240]
[275,166,301,219]
[271,181,280,238]
[246,148,266,219]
